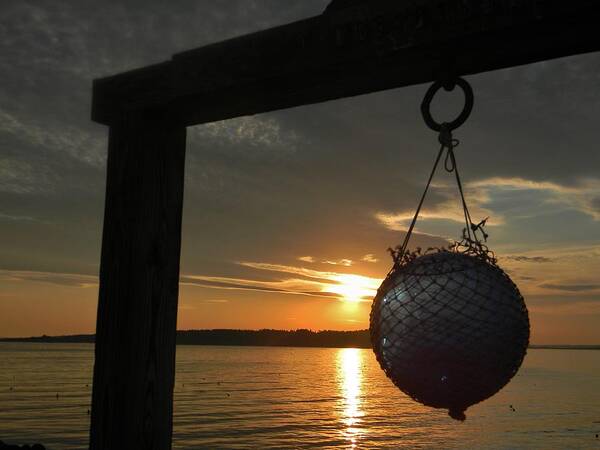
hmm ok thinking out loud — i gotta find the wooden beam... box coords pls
[92,0,600,126]
[90,113,186,449]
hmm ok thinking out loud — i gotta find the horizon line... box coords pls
[1,329,599,349]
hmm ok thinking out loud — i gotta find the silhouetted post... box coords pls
[90,112,186,450]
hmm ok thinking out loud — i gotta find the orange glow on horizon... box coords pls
[325,274,380,303]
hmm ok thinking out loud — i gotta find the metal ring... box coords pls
[421,77,474,132]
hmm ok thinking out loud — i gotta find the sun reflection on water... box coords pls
[337,348,366,448]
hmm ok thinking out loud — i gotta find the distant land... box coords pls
[1,329,599,350]
[0,329,372,348]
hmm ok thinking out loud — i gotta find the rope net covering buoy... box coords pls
[370,246,529,421]
[369,77,530,421]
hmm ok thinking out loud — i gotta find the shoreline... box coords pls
[0,332,599,351]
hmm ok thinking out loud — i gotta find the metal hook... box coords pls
[421,77,474,132]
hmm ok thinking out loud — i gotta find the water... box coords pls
[1,344,599,449]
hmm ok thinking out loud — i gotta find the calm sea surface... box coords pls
[1,343,599,449]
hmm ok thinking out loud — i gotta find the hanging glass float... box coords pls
[370,78,530,421]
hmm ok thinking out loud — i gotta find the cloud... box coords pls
[0,270,97,288]
[374,179,497,232]
[323,259,353,267]
[188,116,301,153]
[183,261,382,302]
[495,244,600,297]
[505,255,553,263]
[0,152,59,196]
[375,176,600,240]
[0,108,105,170]
[539,283,600,293]
[0,260,382,303]
[362,254,379,263]
[376,211,468,232]
[181,274,338,299]
[525,295,600,315]
[516,275,537,281]
[375,212,456,240]
[0,212,36,222]
[469,177,600,221]
[240,261,382,302]
[238,261,340,282]
[298,256,315,263]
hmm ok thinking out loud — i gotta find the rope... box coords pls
[397,143,445,260]
[397,123,485,263]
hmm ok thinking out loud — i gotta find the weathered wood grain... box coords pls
[89,113,186,450]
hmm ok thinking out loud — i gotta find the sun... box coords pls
[326,274,380,303]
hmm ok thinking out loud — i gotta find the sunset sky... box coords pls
[1,1,600,343]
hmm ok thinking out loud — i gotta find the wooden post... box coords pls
[90,112,186,450]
